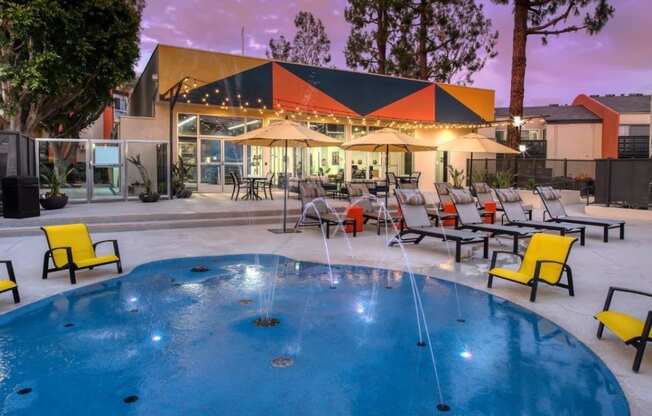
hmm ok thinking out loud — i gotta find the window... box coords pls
[177,114,197,136]
[495,129,506,142]
[618,124,650,159]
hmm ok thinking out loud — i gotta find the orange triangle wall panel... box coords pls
[368,85,435,121]
[272,63,358,116]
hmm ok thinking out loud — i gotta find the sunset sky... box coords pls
[138,0,652,107]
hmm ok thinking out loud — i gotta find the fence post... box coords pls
[563,158,568,179]
[514,157,519,187]
[606,158,612,207]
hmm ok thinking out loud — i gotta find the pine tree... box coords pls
[491,0,614,149]
[267,11,331,66]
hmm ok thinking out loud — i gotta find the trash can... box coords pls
[2,176,40,218]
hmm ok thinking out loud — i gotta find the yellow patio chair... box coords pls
[41,224,122,285]
[0,260,20,304]
[595,287,652,372]
[487,233,577,302]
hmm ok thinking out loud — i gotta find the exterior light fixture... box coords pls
[518,144,527,153]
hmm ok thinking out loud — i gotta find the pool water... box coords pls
[0,255,629,415]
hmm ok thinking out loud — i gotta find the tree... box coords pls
[391,0,498,84]
[267,11,331,66]
[344,0,404,75]
[0,0,143,137]
[492,0,614,149]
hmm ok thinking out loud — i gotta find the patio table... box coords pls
[241,176,267,200]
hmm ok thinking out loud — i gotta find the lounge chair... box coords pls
[346,182,398,235]
[487,233,577,302]
[595,287,652,372]
[473,182,533,220]
[0,260,20,303]
[536,186,625,242]
[450,188,538,254]
[230,172,243,200]
[390,189,488,263]
[495,188,586,246]
[42,224,122,284]
[297,182,357,239]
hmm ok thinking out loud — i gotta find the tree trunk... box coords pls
[376,6,387,74]
[507,0,529,150]
[417,0,429,80]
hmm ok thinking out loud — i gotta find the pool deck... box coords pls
[1,197,651,415]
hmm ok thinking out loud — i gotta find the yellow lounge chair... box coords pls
[595,287,652,372]
[487,233,577,302]
[41,224,122,284]
[0,260,20,304]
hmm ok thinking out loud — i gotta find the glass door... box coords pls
[179,137,198,191]
[224,141,244,191]
[199,138,222,192]
[91,141,122,200]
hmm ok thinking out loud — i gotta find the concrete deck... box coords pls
[0,202,651,414]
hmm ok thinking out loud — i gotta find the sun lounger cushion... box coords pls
[450,189,475,204]
[539,186,562,201]
[396,189,426,206]
[496,188,522,202]
[473,182,491,194]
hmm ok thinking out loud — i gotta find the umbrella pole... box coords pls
[385,146,389,208]
[283,141,288,231]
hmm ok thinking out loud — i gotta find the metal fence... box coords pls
[468,158,597,191]
[594,158,652,209]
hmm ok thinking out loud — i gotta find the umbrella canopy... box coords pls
[434,132,519,154]
[230,119,343,234]
[340,128,436,152]
[231,119,343,147]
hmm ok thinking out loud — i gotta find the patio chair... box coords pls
[487,233,576,302]
[473,182,533,220]
[495,188,586,246]
[0,260,20,304]
[536,186,625,242]
[347,182,399,235]
[450,188,538,254]
[259,172,275,200]
[230,171,243,200]
[390,189,488,263]
[297,182,357,239]
[41,224,122,284]
[595,287,652,372]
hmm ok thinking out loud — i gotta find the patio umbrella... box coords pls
[340,128,437,207]
[435,132,519,183]
[231,119,343,234]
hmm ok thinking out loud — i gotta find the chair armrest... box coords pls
[490,250,524,269]
[93,240,121,258]
[46,246,74,267]
[533,259,567,280]
[0,260,16,283]
[602,286,652,312]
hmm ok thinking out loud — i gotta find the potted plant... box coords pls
[492,170,513,188]
[447,165,465,189]
[39,165,73,210]
[172,155,194,198]
[127,154,160,202]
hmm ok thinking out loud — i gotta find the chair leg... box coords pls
[596,323,605,339]
[42,253,50,280]
[512,236,519,254]
[483,238,489,259]
[487,274,493,288]
[69,266,77,285]
[620,224,625,240]
[603,226,609,243]
[530,280,539,302]
[352,220,357,237]
[12,287,20,303]
[580,228,585,246]
[269,186,274,200]
[325,222,330,239]
[117,261,123,274]
[231,185,236,200]
[566,266,574,297]
[633,342,647,372]
[455,242,461,263]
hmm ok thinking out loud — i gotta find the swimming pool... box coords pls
[0,255,628,415]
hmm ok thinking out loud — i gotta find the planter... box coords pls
[175,189,193,199]
[139,192,160,203]
[39,194,68,210]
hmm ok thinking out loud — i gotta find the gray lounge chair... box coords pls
[494,188,586,246]
[473,182,533,220]
[536,186,625,243]
[450,189,539,254]
[346,182,398,235]
[390,189,488,263]
[297,182,357,239]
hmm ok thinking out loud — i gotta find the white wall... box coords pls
[546,123,602,159]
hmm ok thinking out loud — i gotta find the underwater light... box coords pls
[129,297,138,302]
[152,335,162,342]
[460,350,472,359]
